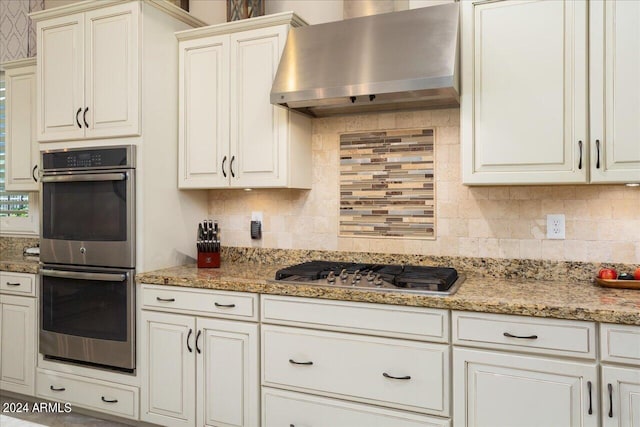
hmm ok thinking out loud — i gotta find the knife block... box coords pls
[197,251,220,268]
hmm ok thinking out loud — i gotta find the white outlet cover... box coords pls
[546,214,565,240]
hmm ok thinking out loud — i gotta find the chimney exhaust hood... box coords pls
[270,3,460,117]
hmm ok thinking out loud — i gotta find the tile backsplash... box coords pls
[208,108,640,264]
[340,129,436,239]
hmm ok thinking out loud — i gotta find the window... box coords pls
[0,70,39,234]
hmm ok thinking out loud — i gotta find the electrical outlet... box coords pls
[546,214,565,239]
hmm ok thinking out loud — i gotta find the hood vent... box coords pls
[270,3,460,117]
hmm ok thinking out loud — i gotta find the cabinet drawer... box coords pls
[141,284,257,320]
[36,369,138,419]
[453,311,596,359]
[0,272,35,296]
[601,323,640,366]
[261,295,449,342]
[263,387,450,427]
[262,325,449,416]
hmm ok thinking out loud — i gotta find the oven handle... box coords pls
[41,173,127,183]
[40,269,127,282]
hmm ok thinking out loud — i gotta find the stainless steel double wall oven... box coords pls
[39,145,136,372]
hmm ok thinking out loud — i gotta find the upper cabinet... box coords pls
[177,13,312,189]
[461,0,640,185]
[36,2,139,142]
[589,0,640,184]
[3,58,38,192]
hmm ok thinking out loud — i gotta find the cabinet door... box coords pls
[178,35,230,189]
[602,365,640,427]
[590,0,640,183]
[454,348,599,427]
[229,25,289,188]
[197,318,259,427]
[84,2,140,139]
[140,311,196,427]
[461,0,588,185]
[0,295,36,396]
[5,62,38,191]
[37,13,84,142]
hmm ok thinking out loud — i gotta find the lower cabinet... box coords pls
[36,369,139,419]
[600,323,640,427]
[453,347,599,427]
[601,365,640,427]
[262,387,450,427]
[0,294,36,396]
[140,309,259,427]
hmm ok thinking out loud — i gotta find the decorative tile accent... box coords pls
[339,129,436,239]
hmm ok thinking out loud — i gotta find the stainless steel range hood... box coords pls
[270,3,460,117]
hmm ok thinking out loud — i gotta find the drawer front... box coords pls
[261,295,449,342]
[601,323,640,366]
[262,325,449,416]
[36,370,138,419]
[453,311,596,359]
[263,387,451,427]
[141,284,257,320]
[0,272,35,296]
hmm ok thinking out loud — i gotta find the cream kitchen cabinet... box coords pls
[461,0,588,185]
[260,295,451,426]
[0,272,37,396]
[589,0,640,184]
[140,285,259,427]
[600,323,640,427]
[453,311,599,427]
[177,13,312,189]
[34,2,140,142]
[2,59,38,191]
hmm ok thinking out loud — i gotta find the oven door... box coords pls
[39,265,135,371]
[40,170,135,267]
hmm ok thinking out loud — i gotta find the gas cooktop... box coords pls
[273,261,464,296]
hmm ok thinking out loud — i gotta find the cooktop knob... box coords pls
[327,271,336,283]
[339,269,348,280]
[366,271,375,282]
[374,274,383,286]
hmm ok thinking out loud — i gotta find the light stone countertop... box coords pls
[136,262,640,326]
[0,251,40,274]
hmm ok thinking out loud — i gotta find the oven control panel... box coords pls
[42,146,135,171]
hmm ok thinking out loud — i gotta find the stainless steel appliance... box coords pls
[40,145,135,268]
[271,3,460,117]
[39,264,135,371]
[273,261,464,296]
[39,146,136,372]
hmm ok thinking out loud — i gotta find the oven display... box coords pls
[43,147,128,170]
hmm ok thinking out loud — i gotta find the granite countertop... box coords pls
[0,251,40,274]
[137,262,640,326]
